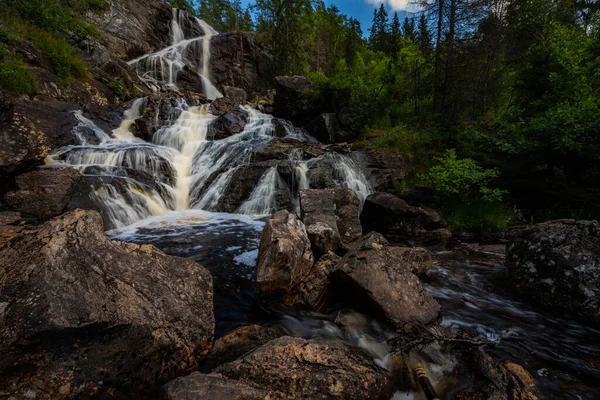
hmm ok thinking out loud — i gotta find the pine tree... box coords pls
[416,14,432,54]
[402,16,416,41]
[368,4,389,53]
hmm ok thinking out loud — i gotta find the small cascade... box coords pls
[330,153,372,206]
[237,167,281,216]
[296,162,310,191]
[72,111,111,145]
[112,98,146,140]
[128,9,222,100]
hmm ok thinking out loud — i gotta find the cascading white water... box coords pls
[113,97,147,140]
[237,167,281,216]
[72,111,111,145]
[128,9,222,100]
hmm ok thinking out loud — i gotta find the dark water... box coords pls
[110,215,600,399]
[426,251,600,399]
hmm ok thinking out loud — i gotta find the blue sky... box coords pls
[239,0,413,35]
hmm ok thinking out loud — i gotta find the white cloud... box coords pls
[365,0,416,11]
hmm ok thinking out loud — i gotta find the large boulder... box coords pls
[207,111,248,141]
[256,210,315,308]
[332,232,441,328]
[161,372,280,400]
[387,246,433,278]
[361,192,450,246]
[215,336,394,399]
[0,210,214,398]
[506,219,600,320]
[349,150,409,194]
[273,75,317,121]
[299,188,362,255]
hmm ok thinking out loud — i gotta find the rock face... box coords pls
[506,219,600,320]
[332,232,441,328]
[0,210,214,398]
[4,168,82,222]
[0,99,79,174]
[215,336,394,400]
[300,188,362,254]
[161,373,278,400]
[349,150,409,194]
[255,210,315,308]
[211,32,276,97]
[361,192,450,245]
[387,246,433,277]
[207,111,248,140]
[201,324,284,372]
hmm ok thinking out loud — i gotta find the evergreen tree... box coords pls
[416,14,432,54]
[368,4,389,53]
[403,16,416,41]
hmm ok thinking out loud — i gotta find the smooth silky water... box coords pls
[43,9,600,399]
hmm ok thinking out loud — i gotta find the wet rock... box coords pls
[504,362,537,394]
[332,232,441,328]
[361,192,449,246]
[506,219,600,320]
[306,222,340,259]
[0,210,214,398]
[0,99,79,174]
[207,112,248,140]
[161,372,279,400]
[201,325,285,372]
[176,66,205,94]
[210,32,275,97]
[215,336,394,399]
[215,164,268,213]
[307,160,336,188]
[454,349,538,400]
[223,86,247,106]
[387,246,433,277]
[0,212,27,246]
[300,188,362,252]
[4,168,82,222]
[256,210,315,308]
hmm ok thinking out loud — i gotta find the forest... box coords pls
[187,0,600,234]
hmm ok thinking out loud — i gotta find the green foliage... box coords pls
[446,200,520,237]
[0,25,15,44]
[108,80,129,102]
[25,28,86,82]
[421,149,504,202]
[0,44,37,95]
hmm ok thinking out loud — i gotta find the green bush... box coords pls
[25,29,86,82]
[421,149,504,202]
[0,25,16,44]
[0,59,37,95]
[108,80,129,102]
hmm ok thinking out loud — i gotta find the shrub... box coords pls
[0,25,16,44]
[25,29,86,82]
[108,80,129,102]
[421,149,504,202]
[0,59,37,95]
[446,200,521,237]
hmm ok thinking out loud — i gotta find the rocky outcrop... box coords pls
[4,168,82,222]
[201,324,285,372]
[210,32,275,97]
[161,372,279,400]
[361,192,451,246]
[332,232,441,328]
[299,188,362,254]
[0,99,79,175]
[349,150,409,194]
[256,210,315,308]
[215,336,394,399]
[207,111,248,140]
[0,210,214,398]
[506,219,600,320]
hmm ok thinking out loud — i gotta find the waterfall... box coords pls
[113,98,146,140]
[128,9,222,100]
[237,167,281,216]
[72,111,111,145]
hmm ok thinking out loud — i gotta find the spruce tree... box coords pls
[416,14,432,54]
[402,16,416,42]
